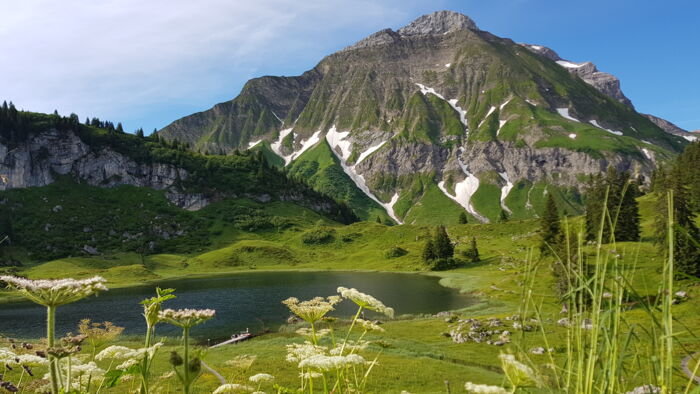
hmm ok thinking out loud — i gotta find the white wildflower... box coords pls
[95,345,133,361]
[337,287,394,318]
[249,373,275,383]
[95,343,163,370]
[329,340,369,355]
[357,318,384,332]
[499,353,540,388]
[298,354,366,371]
[299,371,322,379]
[464,382,508,394]
[213,383,254,393]
[285,341,326,363]
[158,308,215,328]
[295,327,331,338]
[14,354,49,366]
[283,296,341,323]
[0,275,107,306]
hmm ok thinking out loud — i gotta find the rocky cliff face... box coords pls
[520,43,634,108]
[0,128,209,209]
[158,11,687,223]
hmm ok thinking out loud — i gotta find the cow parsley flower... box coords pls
[0,275,107,307]
[248,373,274,383]
[499,353,541,388]
[330,340,369,355]
[337,287,394,318]
[285,341,326,364]
[95,343,163,370]
[299,371,323,379]
[158,308,215,328]
[357,318,385,332]
[298,354,366,371]
[283,296,341,323]
[295,327,331,338]
[213,383,254,393]
[464,382,509,394]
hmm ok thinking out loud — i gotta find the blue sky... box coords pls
[1,0,698,132]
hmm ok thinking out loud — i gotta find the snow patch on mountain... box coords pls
[325,128,402,224]
[497,120,508,136]
[569,133,577,139]
[478,106,496,128]
[590,120,623,136]
[438,147,489,223]
[416,83,468,131]
[641,148,653,160]
[684,135,697,142]
[556,108,580,123]
[556,60,585,69]
[325,125,352,160]
[271,128,294,162]
[499,172,513,214]
[356,141,387,164]
[247,139,262,149]
[271,111,283,124]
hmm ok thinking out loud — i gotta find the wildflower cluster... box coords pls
[337,286,394,317]
[283,296,341,323]
[0,276,107,307]
[158,308,216,328]
[95,342,163,370]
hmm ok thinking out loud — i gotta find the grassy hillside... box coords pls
[1,192,698,393]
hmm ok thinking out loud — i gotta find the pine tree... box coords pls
[655,163,700,277]
[422,239,437,262]
[464,236,479,262]
[616,180,641,241]
[458,212,468,224]
[433,225,454,259]
[376,216,382,224]
[540,193,562,255]
[116,122,124,133]
[498,209,509,223]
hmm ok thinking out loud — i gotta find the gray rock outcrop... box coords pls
[0,128,208,210]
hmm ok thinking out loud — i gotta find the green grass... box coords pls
[1,191,699,393]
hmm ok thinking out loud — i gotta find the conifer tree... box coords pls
[655,163,700,277]
[422,238,437,262]
[464,236,479,262]
[458,212,468,224]
[540,193,562,255]
[498,209,509,223]
[433,225,454,259]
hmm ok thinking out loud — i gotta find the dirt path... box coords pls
[201,360,226,385]
[681,352,700,384]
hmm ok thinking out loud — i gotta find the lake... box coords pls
[0,271,474,340]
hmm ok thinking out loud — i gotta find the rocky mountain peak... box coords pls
[397,10,478,36]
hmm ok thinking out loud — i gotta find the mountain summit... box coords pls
[396,10,478,36]
[158,11,689,224]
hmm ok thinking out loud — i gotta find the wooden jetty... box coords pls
[210,331,253,348]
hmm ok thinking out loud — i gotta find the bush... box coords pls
[384,246,408,259]
[301,227,335,244]
[428,257,461,271]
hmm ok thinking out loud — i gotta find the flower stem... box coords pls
[47,305,60,394]
[183,326,190,394]
[140,324,153,394]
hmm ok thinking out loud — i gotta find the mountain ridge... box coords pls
[155,11,689,223]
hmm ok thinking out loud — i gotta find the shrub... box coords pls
[384,246,408,259]
[301,227,335,244]
[428,257,461,271]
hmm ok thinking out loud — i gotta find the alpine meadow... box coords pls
[1,6,700,394]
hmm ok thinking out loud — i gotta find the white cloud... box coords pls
[0,0,434,131]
